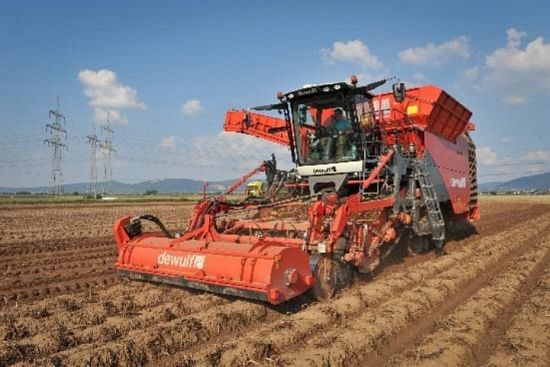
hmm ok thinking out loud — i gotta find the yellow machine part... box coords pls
[246,181,265,198]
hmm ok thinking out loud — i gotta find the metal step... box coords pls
[413,159,445,246]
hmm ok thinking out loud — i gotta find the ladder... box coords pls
[413,159,445,247]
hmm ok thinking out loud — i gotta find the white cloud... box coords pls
[78,69,145,109]
[483,28,550,102]
[95,148,106,159]
[524,149,550,161]
[181,99,205,116]
[502,95,528,105]
[463,65,479,81]
[505,28,527,49]
[117,130,292,182]
[93,108,128,125]
[398,36,470,66]
[485,29,550,73]
[190,132,289,169]
[477,146,498,165]
[522,163,546,176]
[321,40,384,69]
[412,72,427,82]
[160,136,177,151]
[79,69,145,125]
[477,146,550,182]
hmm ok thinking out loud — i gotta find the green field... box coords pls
[479,194,550,204]
[0,193,245,205]
[2,192,548,206]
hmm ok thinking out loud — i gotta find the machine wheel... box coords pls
[312,256,354,300]
[407,235,432,256]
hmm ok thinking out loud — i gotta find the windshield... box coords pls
[292,102,359,165]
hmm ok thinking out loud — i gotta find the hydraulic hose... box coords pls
[128,214,175,239]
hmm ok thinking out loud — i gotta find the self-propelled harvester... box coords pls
[114,76,479,304]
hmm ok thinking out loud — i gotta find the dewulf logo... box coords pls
[313,166,337,174]
[450,177,467,188]
[157,252,205,270]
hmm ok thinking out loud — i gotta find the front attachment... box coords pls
[114,217,314,305]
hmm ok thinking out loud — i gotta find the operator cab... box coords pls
[278,79,385,194]
[252,76,398,195]
[287,83,360,165]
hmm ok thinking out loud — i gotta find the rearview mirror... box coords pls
[392,82,406,103]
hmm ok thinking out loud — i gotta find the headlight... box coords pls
[322,86,331,92]
[333,84,341,90]
[288,93,294,99]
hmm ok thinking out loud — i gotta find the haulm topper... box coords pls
[114,76,479,304]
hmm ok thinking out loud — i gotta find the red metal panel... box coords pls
[114,221,313,305]
[373,85,472,142]
[224,110,290,146]
[424,131,470,214]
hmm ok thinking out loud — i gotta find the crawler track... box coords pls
[0,198,549,366]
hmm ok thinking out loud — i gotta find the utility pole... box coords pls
[44,97,67,195]
[86,124,100,197]
[100,112,115,195]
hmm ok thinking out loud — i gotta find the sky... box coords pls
[1,0,549,187]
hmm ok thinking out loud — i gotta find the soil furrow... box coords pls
[0,251,115,279]
[368,202,549,283]
[0,293,229,365]
[0,256,116,288]
[364,225,550,366]
[0,273,120,307]
[382,240,550,367]
[180,213,550,367]
[1,198,548,367]
[470,251,550,367]
[274,218,550,366]
[0,241,115,264]
[48,300,272,367]
[0,282,199,341]
[484,265,550,367]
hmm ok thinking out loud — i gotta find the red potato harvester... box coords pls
[114,76,479,305]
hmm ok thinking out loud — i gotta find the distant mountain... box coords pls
[479,172,550,192]
[4,171,549,194]
[478,181,504,192]
[0,178,236,194]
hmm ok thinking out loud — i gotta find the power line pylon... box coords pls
[44,97,67,195]
[100,112,115,195]
[86,124,100,197]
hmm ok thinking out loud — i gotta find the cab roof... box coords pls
[281,80,379,104]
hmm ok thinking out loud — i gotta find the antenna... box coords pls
[86,123,100,197]
[43,97,67,195]
[100,112,116,194]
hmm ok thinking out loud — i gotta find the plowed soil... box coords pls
[1,198,549,367]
